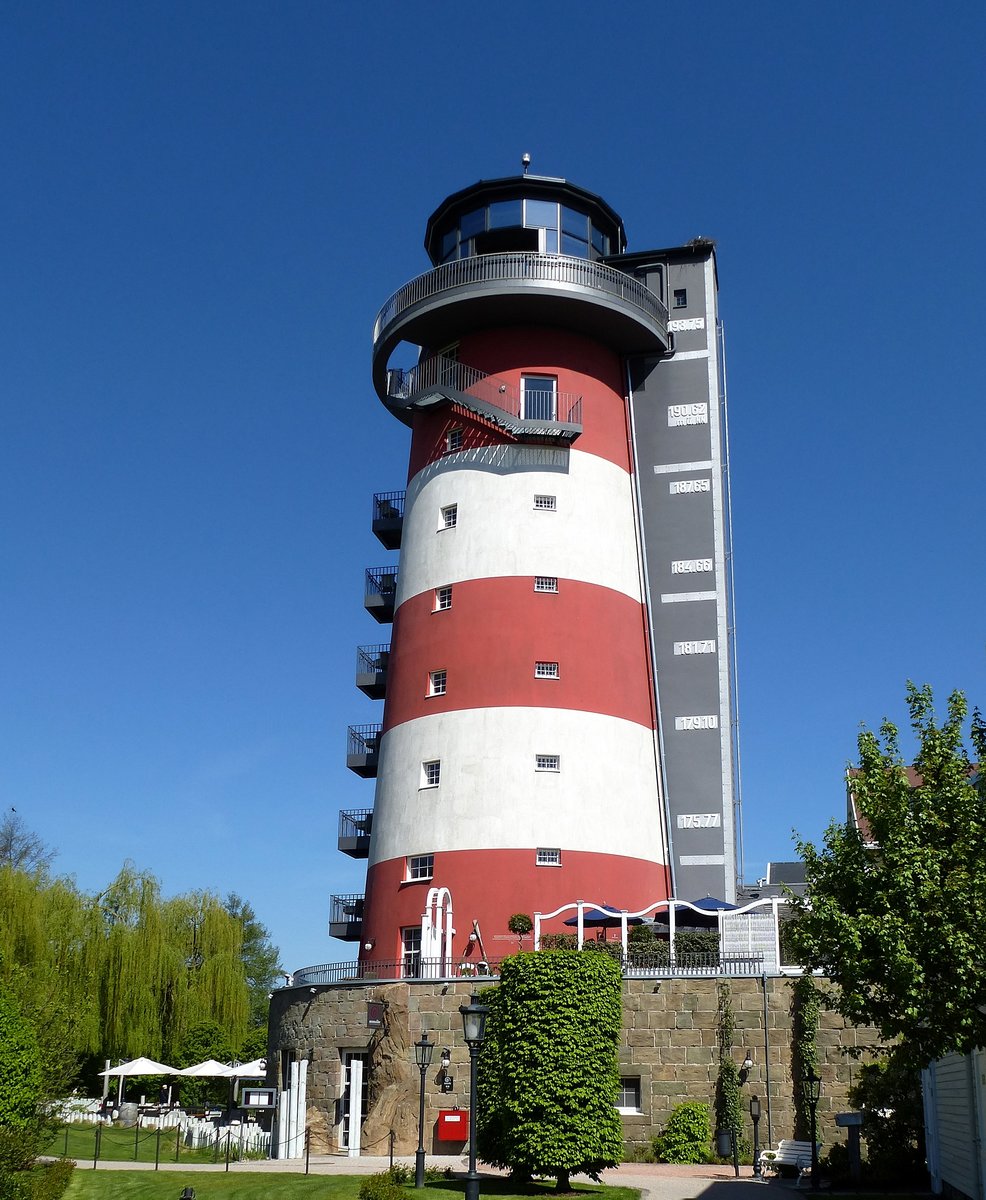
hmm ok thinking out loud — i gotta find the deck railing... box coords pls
[373,252,668,345]
[386,354,582,428]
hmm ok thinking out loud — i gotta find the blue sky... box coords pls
[2,2,984,973]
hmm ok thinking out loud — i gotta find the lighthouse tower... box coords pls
[337,173,738,974]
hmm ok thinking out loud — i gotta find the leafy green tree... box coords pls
[476,951,623,1190]
[0,980,46,1177]
[789,684,986,1073]
[224,893,281,1028]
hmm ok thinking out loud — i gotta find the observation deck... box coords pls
[372,252,669,401]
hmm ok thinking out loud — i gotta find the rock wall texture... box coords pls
[268,975,875,1157]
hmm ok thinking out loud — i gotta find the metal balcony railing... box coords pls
[355,643,389,699]
[386,354,582,429]
[371,491,405,550]
[373,252,668,346]
[372,491,405,521]
[338,808,372,839]
[347,723,381,757]
[364,567,397,599]
[328,894,364,925]
[289,952,777,987]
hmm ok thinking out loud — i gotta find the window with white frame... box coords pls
[534,576,558,593]
[446,427,463,452]
[616,1077,643,1113]
[435,586,453,611]
[421,760,441,788]
[535,753,560,772]
[406,854,434,881]
[441,504,457,529]
[535,661,559,679]
[536,847,562,866]
[534,494,557,511]
[428,670,447,697]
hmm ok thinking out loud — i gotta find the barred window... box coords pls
[536,847,561,866]
[534,494,557,511]
[535,754,560,772]
[535,661,559,679]
[534,576,558,593]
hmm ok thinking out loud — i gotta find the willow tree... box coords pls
[0,860,249,1066]
[97,865,248,1061]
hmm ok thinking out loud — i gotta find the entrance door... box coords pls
[339,1051,368,1149]
[521,375,557,422]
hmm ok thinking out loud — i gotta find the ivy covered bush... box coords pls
[477,951,623,1190]
[653,1101,712,1164]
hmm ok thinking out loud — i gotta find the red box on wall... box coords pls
[437,1109,468,1141]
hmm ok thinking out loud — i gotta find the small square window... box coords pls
[406,854,434,881]
[421,760,441,788]
[534,576,558,593]
[535,753,560,772]
[535,661,559,679]
[435,586,453,611]
[536,847,561,866]
[446,428,463,452]
[617,1077,642,1113]
[534,494,557,511]
[428,670,447,697]
[441,504,457,529]
[673,288,687,309]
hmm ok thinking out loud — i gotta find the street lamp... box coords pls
[413,1032,435,1188]
[750,1095,762,1178]
[800,1068,821,1192]
[459,992,489,1200]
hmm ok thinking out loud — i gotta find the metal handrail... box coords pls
[291,951,772,987]
[356,644,390,673]
[338,809,373,839]
[364,567,398,597]
[346,724,382,755]
[372,491,405,520]
[373,252,668,344]
[386,354,582,427]
[328,894,364,924]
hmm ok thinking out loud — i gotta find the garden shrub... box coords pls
[653,1101,711,1164]
[358,1170,409,1200]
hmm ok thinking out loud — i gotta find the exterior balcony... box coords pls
[328,893,364,941]
[356,643,389,699]
[347,723,382,778]
[372,252,669,401]
[338,808,372,858]
[372,491,405,549]
[384,354,583,443]
[364,567,397,623]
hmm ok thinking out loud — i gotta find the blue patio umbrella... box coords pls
[563,905,644,928]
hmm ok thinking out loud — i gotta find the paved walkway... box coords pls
[70,1153,786,1200]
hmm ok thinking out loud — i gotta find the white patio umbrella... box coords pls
[99,1057,177,1105]
[223,1058,267,1078]
[176,1059,233,1077]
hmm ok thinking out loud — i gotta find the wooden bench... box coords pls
[763,1140,822,1183]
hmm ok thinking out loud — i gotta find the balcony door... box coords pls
[521,375,557,422]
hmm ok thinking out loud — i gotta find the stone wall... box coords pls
[268,975,875,1158]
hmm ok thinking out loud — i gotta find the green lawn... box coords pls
[47,1123,242,1165]
[63,1173,642,1200]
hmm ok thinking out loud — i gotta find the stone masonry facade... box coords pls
[268,975,875,1158]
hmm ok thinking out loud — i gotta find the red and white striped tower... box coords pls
[338,173,733,975]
